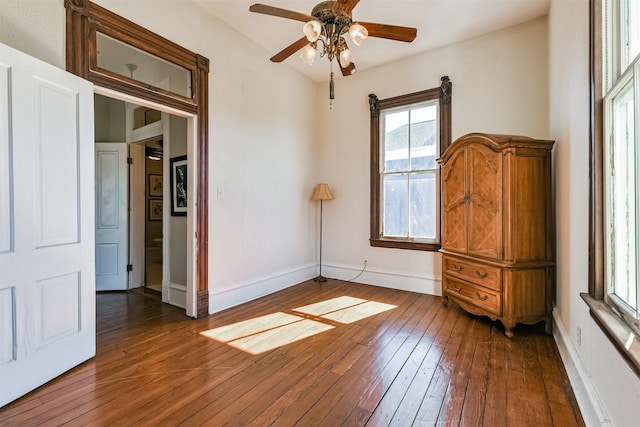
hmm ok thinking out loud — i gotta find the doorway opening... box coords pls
[144,138,164,294]
[94,93,194,312]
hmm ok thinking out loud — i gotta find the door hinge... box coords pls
[127,157,133,164]
[126,264,133,272]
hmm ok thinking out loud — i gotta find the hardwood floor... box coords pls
[0,280,584,426]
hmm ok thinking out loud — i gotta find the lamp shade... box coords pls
[311,183,335,201]
[348,23,368,46]
[300,44,317,65]
[303,20,322,42]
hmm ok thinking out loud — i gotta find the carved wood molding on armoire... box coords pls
[437,133,555,338]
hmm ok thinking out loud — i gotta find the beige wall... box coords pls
[315,17,549,294]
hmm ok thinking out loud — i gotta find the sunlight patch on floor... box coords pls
[294,296,397,324]
[199,295,397,355]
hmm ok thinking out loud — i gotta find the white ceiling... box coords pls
[194,0,550,83]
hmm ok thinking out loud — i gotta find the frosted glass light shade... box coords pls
[339,48,354,68]
[300,44,317,65]
[303,20,322,42]
[348,23,368,46]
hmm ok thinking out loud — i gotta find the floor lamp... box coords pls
[311,183,335,282]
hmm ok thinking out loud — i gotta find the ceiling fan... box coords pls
[249,0,417,104]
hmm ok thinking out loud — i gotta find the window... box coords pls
[588,0,640,373]
[603,0,640,337]
[369,77,451,251]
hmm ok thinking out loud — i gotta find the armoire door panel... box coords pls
[441,149,467,252]
[468,145,502,258]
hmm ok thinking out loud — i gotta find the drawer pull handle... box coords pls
[475,271,488,278]
[452,265,462,271]
[476,292,489,301]
[454,286,462,292]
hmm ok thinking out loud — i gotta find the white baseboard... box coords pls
[209,263,317,314]
[208,262,440,314]
[552,309,611,427]
[322,262,441,295]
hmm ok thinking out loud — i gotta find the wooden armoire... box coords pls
[437,133,554,338]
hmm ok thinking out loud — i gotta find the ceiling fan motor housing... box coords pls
[312,1,352,34]
[311,1,352,60]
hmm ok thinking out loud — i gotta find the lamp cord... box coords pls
[344,260,368,283]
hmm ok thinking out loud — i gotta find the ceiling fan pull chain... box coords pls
[329,62,335,109]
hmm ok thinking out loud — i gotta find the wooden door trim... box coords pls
[64,0,209,318]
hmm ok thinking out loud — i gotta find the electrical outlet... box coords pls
[576,326,582,346]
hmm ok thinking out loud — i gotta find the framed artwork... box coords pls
[149,199,163,221]
[148,174,163,197]
[170,155,187,216]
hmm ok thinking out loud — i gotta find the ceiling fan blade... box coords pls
[359,22,417,42]
[270,37,309,63]
[334,0,360,14]
[249,4,313,22]
[339,61,357,77]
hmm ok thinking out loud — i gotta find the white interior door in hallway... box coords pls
[0,43,96,407]
[95,142,128,291]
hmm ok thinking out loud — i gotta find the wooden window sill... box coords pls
[370,238,441,252]
[581,293,640,377]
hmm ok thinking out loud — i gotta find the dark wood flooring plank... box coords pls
[435,319,480,426]
[413,310,472,424]
[0,281,584,427]
[296,293,433,426]
[458,319,492,427]
[381,303,460,427]
[341,297,443,426]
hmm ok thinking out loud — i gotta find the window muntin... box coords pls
[621,0,640,71]
[380,102,439,242]
[603,0,640,334]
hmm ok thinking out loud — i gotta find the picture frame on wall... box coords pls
[170,155,187,216]
[149,199,163,221]
[148,174,163,197]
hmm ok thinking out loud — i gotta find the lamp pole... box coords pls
[317,199,326,282]
[311,183,334,283]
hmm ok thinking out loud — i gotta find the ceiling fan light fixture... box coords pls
[339,47,354,68]
[303,19,322,42]
[300,43,317,65]
[348,23,368,46]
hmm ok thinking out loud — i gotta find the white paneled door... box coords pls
[0,43,96,407]
[95,142,128,291]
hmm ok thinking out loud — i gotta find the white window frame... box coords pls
[603,0,640,336]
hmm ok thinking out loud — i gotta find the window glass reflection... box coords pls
[96,32,192,98]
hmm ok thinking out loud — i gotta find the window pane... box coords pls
[383,174,408,237]
[96,32,193,98]
[409,172,436,239]
[384,111,409,172]
[410,105,438,171]
[609,83,637,309]
[622,0,640,69]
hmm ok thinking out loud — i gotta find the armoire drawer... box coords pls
[443,256,501,291]
[444,276,502,316]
